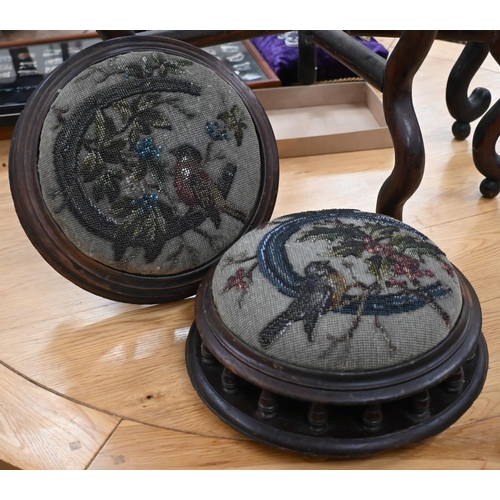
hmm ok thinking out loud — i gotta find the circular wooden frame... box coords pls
[9,36,279,303]
[186,267,488,457]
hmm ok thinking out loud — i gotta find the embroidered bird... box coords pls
[259,261,350,348]
[170,144,248,229]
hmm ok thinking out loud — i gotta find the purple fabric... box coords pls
[251,32,389,85]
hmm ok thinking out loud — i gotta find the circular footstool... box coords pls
[186,209,488,457]
[9,36,278,303]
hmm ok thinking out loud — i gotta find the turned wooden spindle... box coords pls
[221,367,238,394]
[443,366,465,393]
[201,342,216,365]
[411,390,430,418]
[307,402,328,435]
[258,390,278,420]
[363,404,383,428]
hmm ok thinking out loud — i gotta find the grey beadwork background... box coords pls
[212,211,463,372]
[38,51,262,275]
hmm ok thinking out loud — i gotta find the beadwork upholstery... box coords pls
[38,50,262,276]
[212,209,462,371]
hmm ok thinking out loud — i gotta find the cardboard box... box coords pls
[253,81,392,158]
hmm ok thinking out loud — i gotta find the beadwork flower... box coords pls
[206,121,230,141]
[134,136,162,159]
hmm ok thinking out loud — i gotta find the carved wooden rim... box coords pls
[186,326,488,457]
[195,266,482,403]
[9,35,279,303]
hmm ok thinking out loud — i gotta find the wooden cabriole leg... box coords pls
[376,31,437,221]
[472,32,500,199]
[446,42,491,140]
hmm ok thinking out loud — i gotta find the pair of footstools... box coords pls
[9,36,487,458]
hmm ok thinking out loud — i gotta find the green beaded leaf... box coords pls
[363,222,400,241]
[217,105,247,146]
[147,158,168,187]
[113,207,167,263]
[158,58,192,76]
[98,138,127,164]
[132,117,152,136]
[137,93,162,112]
[141,55,154,74]
[391,234,446,262]
[111,196,135,218]
[150,113,172,129]
[150,52,165,66]
[112,99,133,123]
[118,55,192,80]
[80,152,105,182]
[128,127,141,148]
[329,239,366,258]
[366,254,394,284]
[92,168,123,202]
[95,109,117,145]
[129,159,149,182]
[122,61,146,78]
[144,211,167,246]
[298,222,367,257]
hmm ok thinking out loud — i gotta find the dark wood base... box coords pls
[186,265,488,458]
[186,326,487,458]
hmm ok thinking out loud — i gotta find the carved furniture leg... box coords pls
[472,32,500,198]
[298,31,317,85]
[376,31,438,221]
[446,42,491,140]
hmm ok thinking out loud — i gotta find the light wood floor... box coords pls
[1,38,500,469]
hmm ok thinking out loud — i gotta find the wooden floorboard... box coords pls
[88,417,500,470]
[1,37,500,469]
[0,364,120,470]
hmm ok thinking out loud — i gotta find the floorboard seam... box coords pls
[0,358,252,442]
[85,418,123,470]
